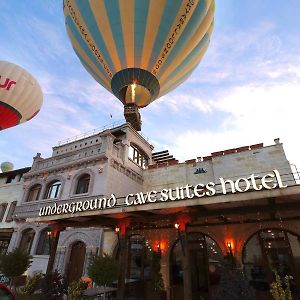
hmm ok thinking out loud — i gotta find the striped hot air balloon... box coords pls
[0,61,43,131]
[63,0,214,128]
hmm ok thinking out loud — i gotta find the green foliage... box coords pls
[67,279,88,300]
[270,273,293,300]
[151,252,165,292]
[40,271,67,300]
[0,248,32,281]
[16,294,43,300]
[20,272,42,295]
[87,254,118,287]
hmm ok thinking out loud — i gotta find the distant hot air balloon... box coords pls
[0,61,43,131]
[63,0,214,130]
[0,162,14,173]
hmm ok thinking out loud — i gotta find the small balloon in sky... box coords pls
[0,161,14,173]
[0,60,43,131]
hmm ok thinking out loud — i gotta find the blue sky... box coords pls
[1,1,300,172]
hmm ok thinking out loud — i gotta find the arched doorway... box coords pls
[242,229,300,296]
[66,241,86,284]
[170,232,223,300]
[124,234,167,300]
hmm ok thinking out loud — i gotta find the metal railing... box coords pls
[56,120,150,146]
[56,120,125,146]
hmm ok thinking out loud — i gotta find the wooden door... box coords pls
[67,241,86,284]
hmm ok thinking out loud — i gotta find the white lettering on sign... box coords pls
[38,170,287,217]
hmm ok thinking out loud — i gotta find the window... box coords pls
[27,184,42,202]
[0,203,8,222]
[6,175,15,184]
[128,145,148,169]
[45,180,61,199]
[19,229,35,254]
[75,174,90,194]
[5,201,17,222]
[36,229,50,255]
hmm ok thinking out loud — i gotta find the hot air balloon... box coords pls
[0,61,43,131]
[63,0,214,130]
[0,162,14,173]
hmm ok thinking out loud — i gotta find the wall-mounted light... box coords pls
[226,241,233,255]
[115,227,120,233]
[174,223,180,230]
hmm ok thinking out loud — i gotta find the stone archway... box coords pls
[66,241,86,284]
[169,232,223,300]
[242,228,300,298]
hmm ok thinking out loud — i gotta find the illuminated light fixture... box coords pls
[268,230,272,233]
[174,223,180,230]
[47,231,52,237]
[226,242,232,250]
[115,227,120,233]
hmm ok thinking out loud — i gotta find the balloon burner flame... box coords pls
[131,83,136,103]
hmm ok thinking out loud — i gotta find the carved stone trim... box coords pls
[110,159,143,183]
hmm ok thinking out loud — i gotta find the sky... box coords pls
[0,1,300,172]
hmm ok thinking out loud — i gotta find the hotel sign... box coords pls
[39,169,287,217]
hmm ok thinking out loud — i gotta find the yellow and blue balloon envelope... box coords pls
[64,0,214,108]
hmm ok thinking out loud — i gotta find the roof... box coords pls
[0,167,31,178]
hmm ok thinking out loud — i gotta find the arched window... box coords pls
[242,229,300,292]
[45,180,61,199]
[75,174,90,194]
[5,201,17,222]
[19,228,35,254]
[0,203,8,222]
[36,228,51,255]
[27,184,42,202]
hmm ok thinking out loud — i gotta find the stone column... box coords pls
[46,226,63,275]
[181,232,192,300]
[116,235,129,300]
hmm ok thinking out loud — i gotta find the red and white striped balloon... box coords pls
[0,60,43,130]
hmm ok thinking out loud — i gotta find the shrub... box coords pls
[270,273,293,300]
[40,271,67,300]
[67,279,88,300]
[20,272,42,295]
[88,254,118,300]
[0,248,32,288]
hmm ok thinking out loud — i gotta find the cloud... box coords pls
[167,81,300,169]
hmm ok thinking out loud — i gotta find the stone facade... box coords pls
[8,123,300,299]
[0,167,30,255]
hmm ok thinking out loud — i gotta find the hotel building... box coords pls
[8,123,300,300]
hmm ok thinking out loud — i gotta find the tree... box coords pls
[0,248,32,288]
[87,254,118,300]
